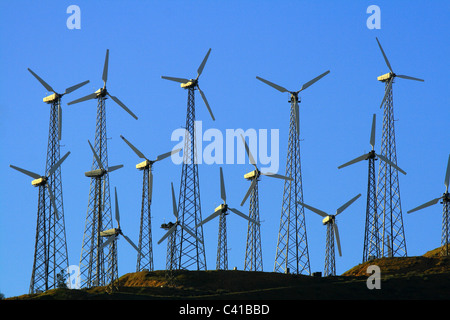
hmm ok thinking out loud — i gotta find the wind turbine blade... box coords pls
[240,134,257,168]
[9,165,41,179]
[27,68,55,93]
[107,164,123,173]
[196,209,221,228]
[149,171,153,202]
[220,167,226,203]
[67,92,97,105]
[88,140,104,170]
[122,234,142,255]
[336,194,361,216]
[255,76,288,93]
[171,182,178,219]
[377,154,407,175]
[241,178,257,206]
[120,135,147,159]
[64,80,90,95]
[46,184,59,220]
[197,86,215,121]
[298,70,330,92]
[197,48,211,79]
[179,223,203,244]
[161,76,190,83]
[157,224,177,245]
[376,37,393,73]
[407,197,443,214]
[261,172,293,181]
[370,113,376,149]
[333,223,342,257]
[102,49,109,84]
[229,207,260,226]
[338,153,369,170]
[297,201,328,218]
[58,103,62,141]
[107,93,138,120]
[379,77,393,109]
[396,74,424,82]
[444,154,450,192]
[294,100,300,134]
[47,151,71,176]
[155,148,182,162]
[114,187,120,227]
[100,236,115,250]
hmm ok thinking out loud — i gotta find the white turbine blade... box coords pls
[64,80,90,95]
[47,151,71,176]
[161,76,190,83]
[46,184,59,220]
[171,182,178,219]
[220,167,226,203]
[197,86,215,121]
[102,49,109,84]
[240,178,257,206]
[179,223,203,244]
[197,48,211,79]
[293,100,300,134]
[9,165,41,179]
[114,187,120,227]
[396,74,424,82]
[67,92,97,105]
[195,209,221,228]
[100,235,115,250]
[376,37,393,73]
[157,224,177,245]
[377,154,406,175]
[338,153,369,170]
[229,207,260,226]
[107,93,138,120]
[407,197,443,214]
[255,76,288,93]
[379,77,393,109]
[261,172,293,181]
[444,154,450,192]
[298,70,330,92]
[336,194,361,216]
[155,148,182,162]
[88,140,104,170]
[120,135,147,159]
[370,113,376,149]
[107,164,123,173]
[58,103,62,141]
[149,171,153,202]
[122,233,142,255]
[240,134,257,168]
[27,68,55,93]
[333,223,342,257]
[298,201,328,218]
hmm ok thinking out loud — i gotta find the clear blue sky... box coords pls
[1,1,449,298]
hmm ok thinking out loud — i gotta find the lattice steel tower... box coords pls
[120,135,180,271]
[161,49,215,270]
[338,114,406,262]
[375,37,424,257]
[68,49,138,287]
[255,71,329,274]
[13,68,88,293]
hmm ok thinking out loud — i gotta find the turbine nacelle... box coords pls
[244,169,260,180]
[100,228,120,237]
[84,168,107,178]
[43,92,62,104]
[180,78,198,89]
[31,176,48,187]
[322,215,335,225]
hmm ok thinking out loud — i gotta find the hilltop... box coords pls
[5,246,449,300]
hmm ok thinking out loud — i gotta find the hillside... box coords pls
[5,246,449,301]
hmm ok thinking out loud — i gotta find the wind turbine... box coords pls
[240,135,292,271]
[375,37,423,257]
[299,194,361,276]
[256,70,330,275]
[161,48,214,271]
[120,134,181,272]
[100,187,141,292]
[408,155,450,256]
[195,167,260,270]
[68,49,137,288]
[158,183,203,273]
[338,114,406,261]
[10,151,70,293]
